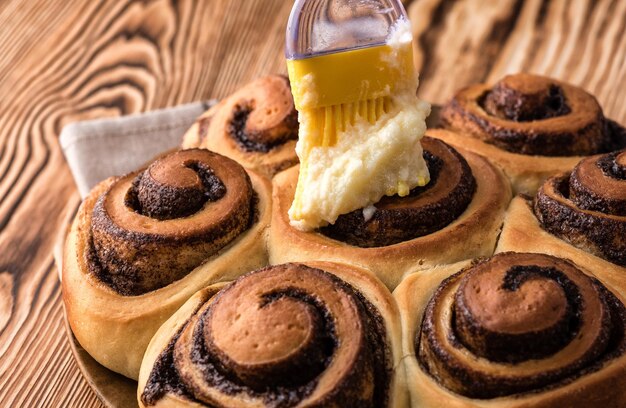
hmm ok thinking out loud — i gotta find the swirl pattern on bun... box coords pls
[417,252,624,398]
[138,262,405,407]
[270,130,511,289]
[182,75,299,177]
[395,252,626,407]
[534,150,626,266]
[90,149,255,295]
[441,73,624,156]
[434,73,626,195]
[62,149,272,379]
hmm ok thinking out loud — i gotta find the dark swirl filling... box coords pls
[441,73,626,156]
[597,151,626,182]
[141,264,392,408]
[416,252,626,399]
[320,137,476,247]
[534,150,626,265]
[125,162,226,220]
[226,75,298,153]
[87,149,256,296]
[482,81,571,122]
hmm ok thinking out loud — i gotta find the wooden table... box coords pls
[0,0,624,406]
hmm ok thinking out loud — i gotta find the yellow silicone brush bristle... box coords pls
[307,97,393,147]
[287,41,416,219]
[287,42,414,147]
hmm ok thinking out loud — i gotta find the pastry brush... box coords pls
[286,0,430,230]
[286,0,414,147]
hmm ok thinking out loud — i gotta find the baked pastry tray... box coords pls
[58,69,626,407]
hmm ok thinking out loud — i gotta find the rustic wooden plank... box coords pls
[410,0,626,121]
[0,0,623,407]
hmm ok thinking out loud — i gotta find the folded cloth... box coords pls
[59,101,215,199]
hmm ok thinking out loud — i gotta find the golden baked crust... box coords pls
[437,73,626,195]
[90,149,255,295]
[182,75,298,177]
[394,253,626,408]
[269,129,511,289]
[137,262,408,408]
[62,152,272,380]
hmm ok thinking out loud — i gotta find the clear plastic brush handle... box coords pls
[286,0,408,60]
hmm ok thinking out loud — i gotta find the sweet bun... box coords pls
[395,252,626,407]
[62,149,272,379]
[182,75,299,177]
[137,262,407,407]
[437,73,626,195]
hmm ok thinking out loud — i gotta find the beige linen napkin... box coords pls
[59,101,215,199]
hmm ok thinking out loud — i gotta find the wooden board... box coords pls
[0,0,625,407]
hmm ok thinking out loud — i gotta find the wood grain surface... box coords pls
[0,0,624,407]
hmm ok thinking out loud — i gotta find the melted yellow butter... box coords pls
[289,92,431,231]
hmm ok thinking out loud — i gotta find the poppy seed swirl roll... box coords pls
[182,75,299,177]
[62,148,272,380]
[434,73,626,195]
[534,150,626,266]
[138,262,406,408]
[270,130,511,289]
[395,252,626,407]
[440,73,624,156]
[89,149,255,295]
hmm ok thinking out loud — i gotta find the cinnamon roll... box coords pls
[535,151,626,265]
[438,73,626,195]
[62,149,272,380]
[498,150,626,291]
[395,252,626,407]
[182,75,299,177]
[270,131,511,289]
[137,262,407,407]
